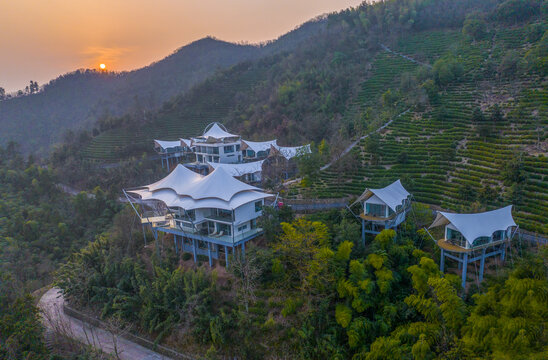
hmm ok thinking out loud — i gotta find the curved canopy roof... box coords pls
[154,139,181,150]
[202,123,239,139]
[180,138,193,147]
[241,139,277,153]
[356,179,410,212]
[272,144,311,160]
[145,164,203,194]
[429,205,516,245]
[208,160,264,177]
[128,165,269,210]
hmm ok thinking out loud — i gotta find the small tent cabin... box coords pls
[154,139,188,170]
[261,144,311,184]
[207,160,264,184]
[429,205,517,288]
[241,140,277,161]
[192,123,242,164]
[126,164,271,266]
[356,179,412,236]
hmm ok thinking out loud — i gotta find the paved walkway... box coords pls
[39,287,172,360]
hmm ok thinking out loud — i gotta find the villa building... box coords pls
[355,179,412,240]
[429,205,517,288]
[126,164,272,266]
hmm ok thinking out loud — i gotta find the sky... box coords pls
[0,0,362,92]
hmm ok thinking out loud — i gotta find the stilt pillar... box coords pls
[192,239,197,262]
[174,235,178,254]
[142,224,147,246]
[440,248,445,273]
[361,219,365,246]
[501,243,506,262]
[479,248,486,282]
[207,242,212,267]
[461,253,468,289]
[225,245,229,267]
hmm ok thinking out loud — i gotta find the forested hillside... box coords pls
[0,18,326,154]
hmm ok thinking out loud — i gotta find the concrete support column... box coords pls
[501,244,506,262]
[461,253,468,289]
[225,245,229,267]
[174,235,178,254]
[242,242,245,260]
[207,242,212,267]
[192,239,197,262]
[479,248,486,282]
[361,219,365,247]
[440,249,445,273]
[458,253,462,270]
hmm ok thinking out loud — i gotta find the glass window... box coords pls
[492,230,505,241]
[366,203,385,217]
[216,223,232,236]
[255,200,262,212]
[447,228,466,247]
[251,219,257,229]
[247,150,255,157]
[472,236,490,247]
[197,154,203,162]
[236,144,240,151]
[238,224,248,232]
[224,145,234,153]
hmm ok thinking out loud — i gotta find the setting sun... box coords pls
[99,63,106,70]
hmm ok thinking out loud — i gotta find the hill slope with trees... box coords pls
[0,18,326,154]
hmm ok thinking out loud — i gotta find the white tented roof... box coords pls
[273,144,311,160]
[128,166,270,210]
[429,205,516,246]
[145,164,203,194]
[154,140,181,150]
[357,179,410,212]
[242,139,277,153]
[180,138,193,147]
[208,160,264,177]
[202,123,239,139]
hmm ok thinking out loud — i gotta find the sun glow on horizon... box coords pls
[99,63,106,70]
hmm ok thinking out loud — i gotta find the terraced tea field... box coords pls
[300,27,548,234]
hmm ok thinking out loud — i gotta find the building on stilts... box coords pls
[354,179,412,242]
[124,164,272,267]
[428,205,518,288]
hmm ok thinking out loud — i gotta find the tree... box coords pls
[462,15,487,41]
[0,87,5,100]
[499,50,521,77]
[230,245,264,313]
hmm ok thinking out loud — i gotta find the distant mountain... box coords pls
[0,18,326,154]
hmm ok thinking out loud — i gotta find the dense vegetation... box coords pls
[55,205,548,359]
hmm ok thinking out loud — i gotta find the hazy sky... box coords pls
[0,0,362,92]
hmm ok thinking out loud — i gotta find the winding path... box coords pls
[39,288,172,360]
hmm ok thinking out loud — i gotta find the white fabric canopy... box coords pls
[429,205,516,246]
[357,179,410,212]
[128,165,270,211]
[180,138,193,147]
[273,144,311,160]
[208,160,264,177]
[202,123,239,139]
[241,139,277,153]
[154,140,181,150]
[145,164,203,194]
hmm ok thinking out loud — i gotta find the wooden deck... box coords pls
[437,238,510,253]
[360,213,395,221]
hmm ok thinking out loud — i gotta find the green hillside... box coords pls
[298,24,548,234]
[63,0,547,235]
